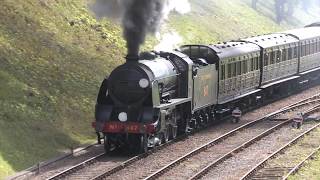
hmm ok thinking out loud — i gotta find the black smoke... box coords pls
[123,0,166,57]
[91,0,167,57]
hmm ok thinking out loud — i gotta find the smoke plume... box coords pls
[91,0,191,56]
[123,0,166,56]
[155,31,183,51]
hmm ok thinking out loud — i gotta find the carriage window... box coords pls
[313,43,316,54]
[256,57,260,70]
[310,43,312,55]
[294,47,298,58]
[276,50,281,63]
[288,48,293,60]
[250,58,254,71]
[232,62,236,77]
[227,64,232,78]
[264,53,268,66]
[236,61,241,75]
[243,60,248,74]
[220,64,225,80]
[241,61,245,74]
[270,52,275,64]
[318,41,320,52]
[307,44,310,55]
[282,49,287,61]
[304,44,307,56]
[301,46,305,57]
[254,57,258,70]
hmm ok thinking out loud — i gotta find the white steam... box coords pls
[163,0,191,19]
[155,31,183,51]
[155,0,191,51]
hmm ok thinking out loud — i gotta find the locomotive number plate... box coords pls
[108,123,123,131]
[126,124,140,133]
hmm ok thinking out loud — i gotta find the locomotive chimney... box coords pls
[125,54,140,62]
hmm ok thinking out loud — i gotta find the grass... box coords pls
[0,0,125,178]
[288,151,320,180]
[168,0,320,44]
[288,152,320,180]
[0,0,319,179]
[261,126,320,179]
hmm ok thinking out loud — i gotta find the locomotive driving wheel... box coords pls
[170,125,177,139]
[139,134,148,153]
[103,135,111,153]
[162,126,170,143]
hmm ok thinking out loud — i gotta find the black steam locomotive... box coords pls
[93,24,320,153]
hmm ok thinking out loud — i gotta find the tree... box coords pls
[286,0,299,17]
[275,0,286,23]
[252,0,259,9]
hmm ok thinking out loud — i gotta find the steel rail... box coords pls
[90,133,192,180]
[189,105,320,180]
[282,145,320,180]
[240,122,320,180]
[47,152,106,180]
[48,134,186,180]
[188,118,292,180]
[143,98,320,180]
[49,93,320,180]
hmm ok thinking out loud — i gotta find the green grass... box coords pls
[263,127,320,180]
[289,152,320,180]
[0,0,125,178]
[0,0,319,179]
[168,0,320,44]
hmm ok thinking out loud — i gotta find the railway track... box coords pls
[240,123,320,180]
[45,93,320,180]
[283,145,320,179]
[240,108,320,180]
[142,97,320,180]
[46,134,185,180]
[88,94,320,180]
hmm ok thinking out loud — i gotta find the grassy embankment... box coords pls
[0,0,319,178]
[0,0,125,178]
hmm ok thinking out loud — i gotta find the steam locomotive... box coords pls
[93,24,320,153]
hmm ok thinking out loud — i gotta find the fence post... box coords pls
[71,146,74,155]
[37,162,41,174]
